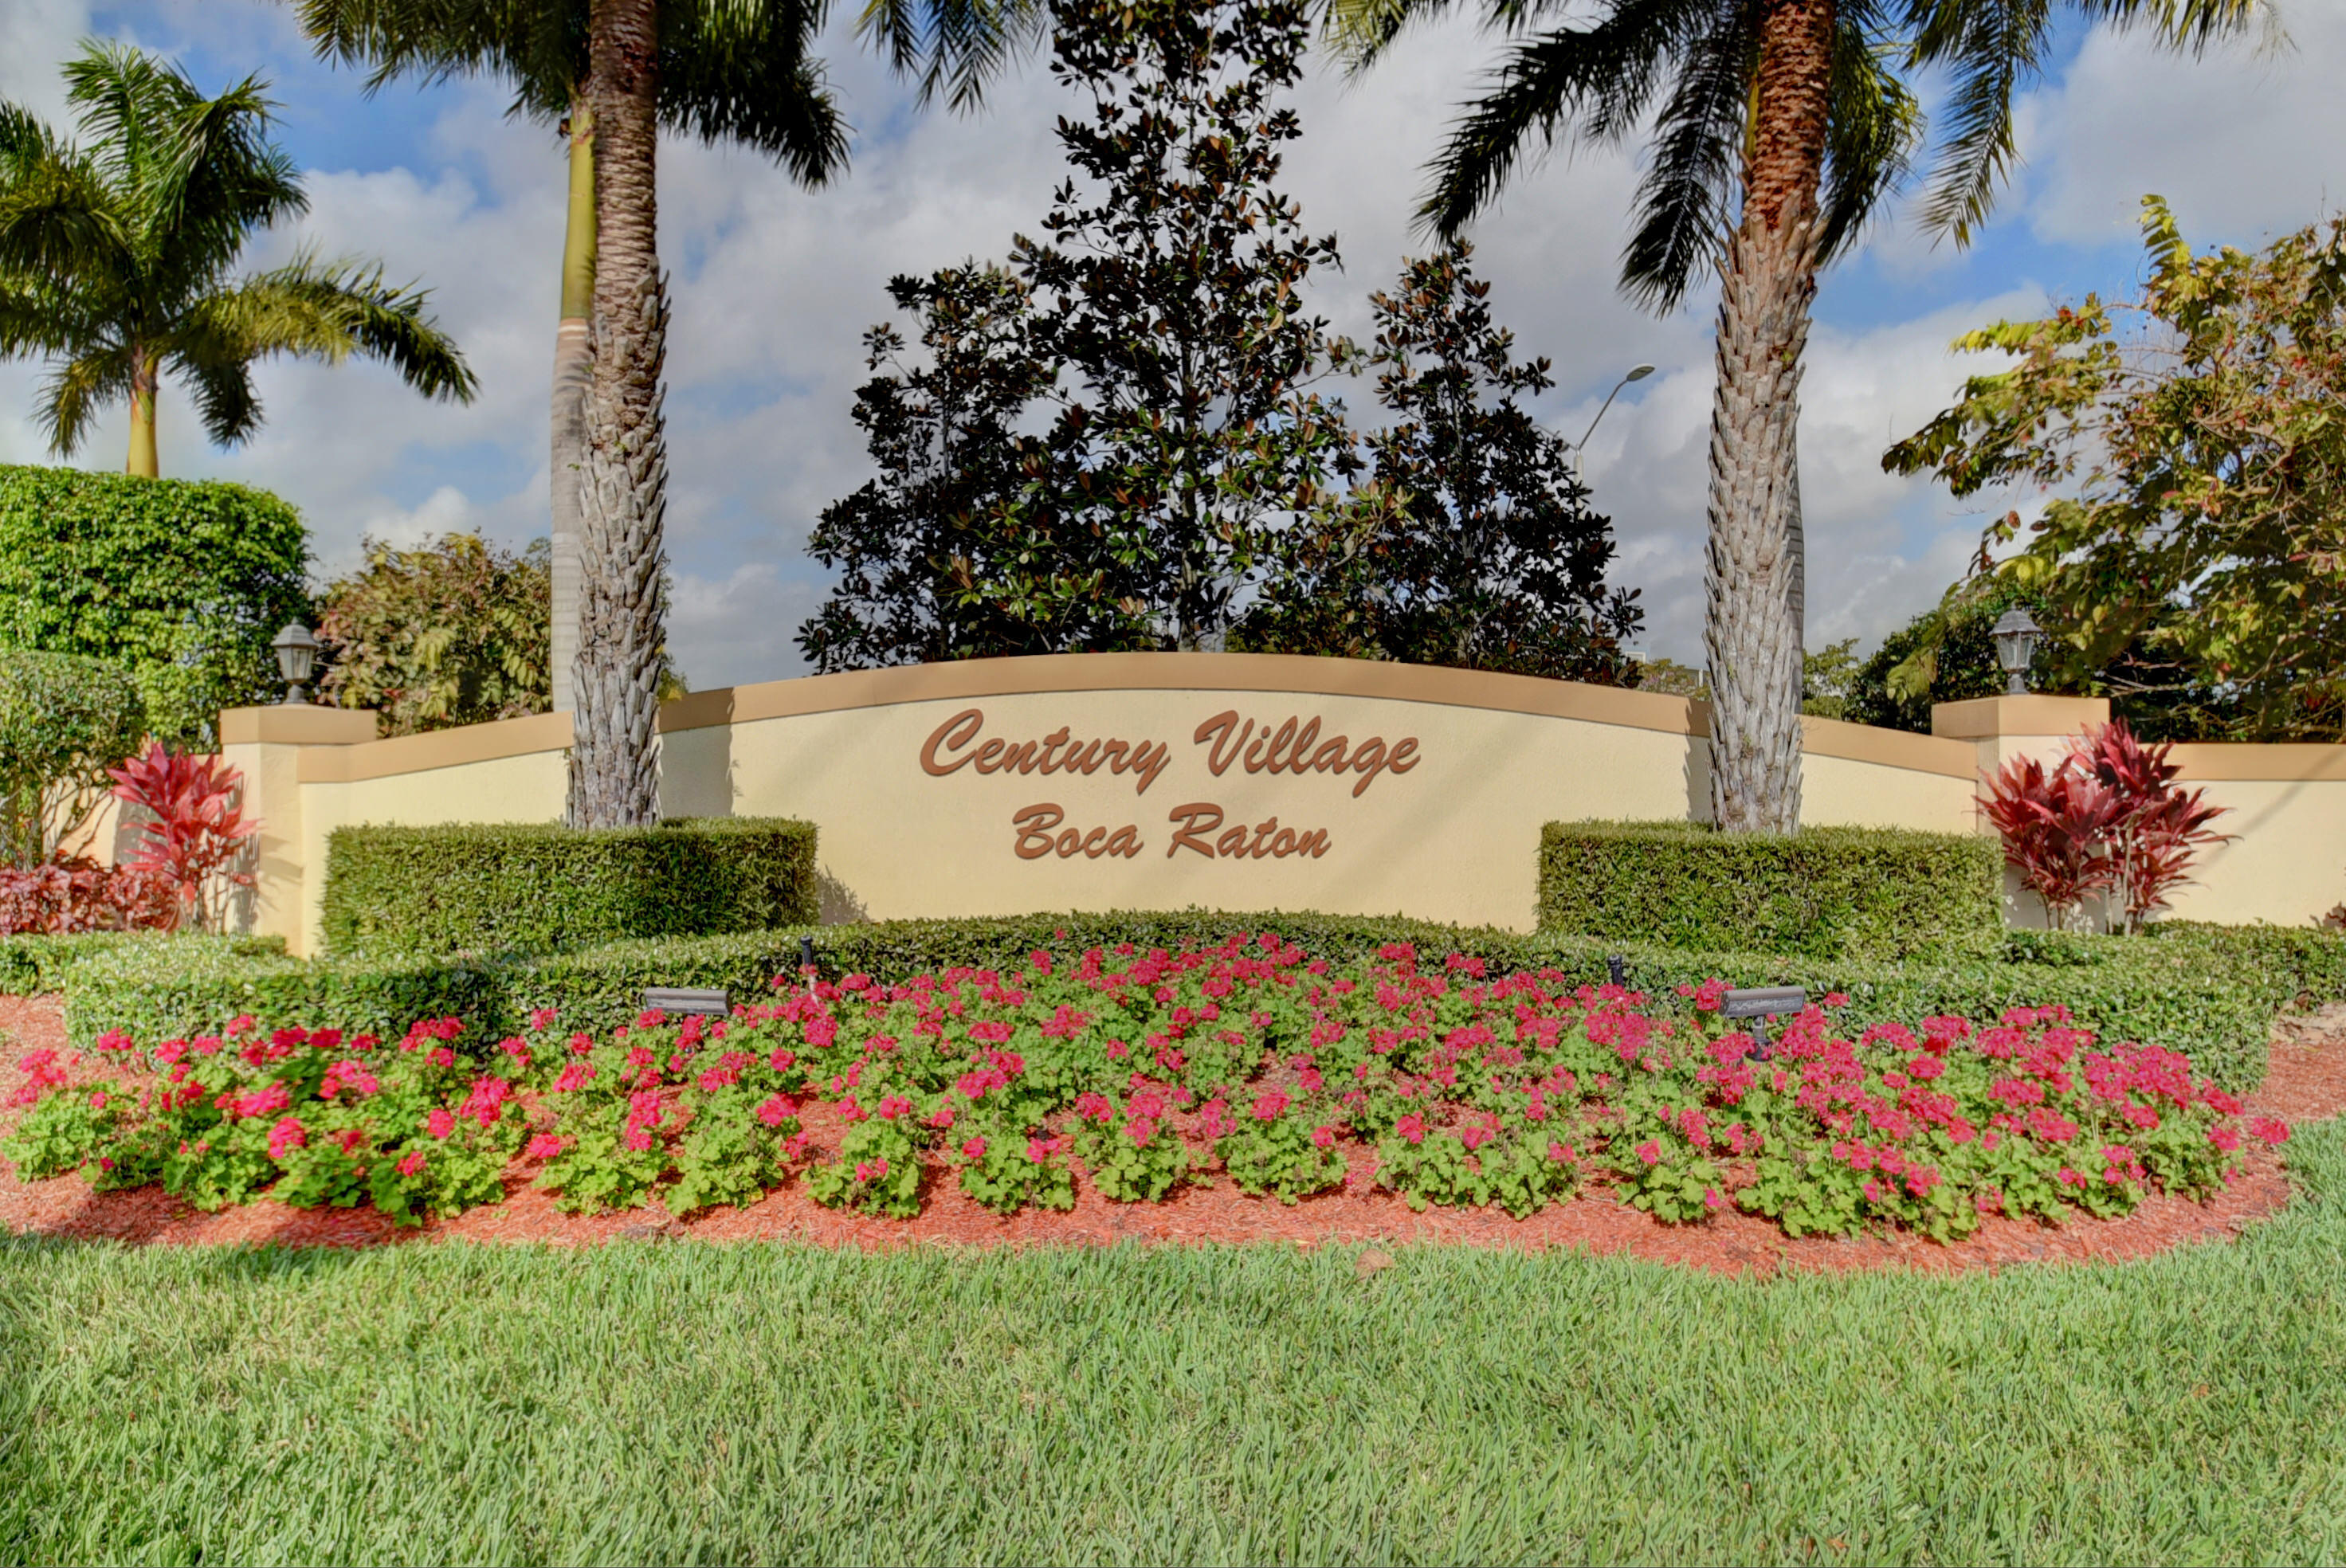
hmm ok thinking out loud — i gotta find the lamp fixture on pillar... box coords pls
[1991,607,2043,696]
[272,621,319,705]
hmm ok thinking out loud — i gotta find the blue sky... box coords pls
[4,0,2340,688]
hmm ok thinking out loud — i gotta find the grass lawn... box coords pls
[6,1128,2346,1565]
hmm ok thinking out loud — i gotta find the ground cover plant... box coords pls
[6,935,2286,1240]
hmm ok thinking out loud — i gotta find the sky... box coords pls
[2,0,2340,690]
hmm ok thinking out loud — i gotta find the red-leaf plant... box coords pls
[1981,719,2229,933]
[0,857,179,935]
[108,743,261,934]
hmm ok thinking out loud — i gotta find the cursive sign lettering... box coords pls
[1191,711,1418,797]
[922,708,1171,795]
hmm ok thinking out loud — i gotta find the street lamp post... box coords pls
[1569,363,1654,482]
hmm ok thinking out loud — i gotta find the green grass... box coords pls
[9,1131,2346,1564]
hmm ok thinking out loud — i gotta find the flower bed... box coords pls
[2,935,2288,1241]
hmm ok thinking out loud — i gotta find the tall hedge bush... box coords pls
[0,649,145,867]
[320,818,820,956]
[1538,821,2002,960]
[0,465,310,747]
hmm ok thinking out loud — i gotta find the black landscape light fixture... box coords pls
[1991,607,2044,696]
[272,621,319,705]
[1569,363,1656,480]
[1720,986,1807,1056]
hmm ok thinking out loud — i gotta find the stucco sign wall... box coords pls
[234,653,2003,955]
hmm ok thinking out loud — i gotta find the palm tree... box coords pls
[0,43,476,478]
[298,0,846,719]
[1332,0,2262,832]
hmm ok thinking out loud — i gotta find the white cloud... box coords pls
[2022,7,2343,249]
[12,3,2332,692]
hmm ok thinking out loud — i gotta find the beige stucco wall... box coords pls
[222,653,2345,955]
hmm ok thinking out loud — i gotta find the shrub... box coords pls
[11,939,2287,1236]
[0,649,147,868]
[314,533,553,735]
[0,859,178,937]
[1538,821,2002,960]
[319,817,819,956]
[108,743,260,933]
[0,466,310,748]
[1983,719,2229,933]
[49,911,2346,1095]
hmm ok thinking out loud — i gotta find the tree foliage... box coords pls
[0,649,146,870]
[805,0,1367,665]
[0,465,311,748]
[0,42,474,472]
[1240,244,1638,680]
[1887,198,2346,741]
[798,265,1148,670]
[1018,0,1360,649]
[316,533,555,735]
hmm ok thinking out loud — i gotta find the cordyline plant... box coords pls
[9,935,2285,1241]
[1889,198,2346,740]
[1982,719,2228,933]
[109,742,258,934]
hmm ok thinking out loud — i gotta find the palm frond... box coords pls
[665,0,852,182]
[1903,0,2050,244]
[1618,6,1756,309]
[198,254,479,403]
[1814,23,1922,264]
[856,0,1045,112]
[1416,0,1727,240]
[299,0,579,123]
[38,343,137,458]
[171,340,265,449]
[0,110,135,282]
[146,70,308,283]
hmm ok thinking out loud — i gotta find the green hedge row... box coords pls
[49,912,2346,1093]
[0,463,312,748]
[1537,821,2003,961]
[320,817,820,956]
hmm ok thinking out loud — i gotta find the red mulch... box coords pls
[3,993,2340,1276]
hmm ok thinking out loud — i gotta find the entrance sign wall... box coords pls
[218,654,2346,957]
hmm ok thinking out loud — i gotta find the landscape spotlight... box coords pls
[1991,607,2043,696]
[272,621,319,706]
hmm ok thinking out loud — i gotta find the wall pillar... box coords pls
[1930,696,2111,815]
[1931,695,2109,929]
[220,706,378,955]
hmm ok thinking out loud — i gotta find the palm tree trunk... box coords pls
[570,0,668,829]
[126,351,160,477]
[1702,0,1833,833]
[549,100,596,715]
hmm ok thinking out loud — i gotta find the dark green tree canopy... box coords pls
[1240,244,1642,680]
[799,264,1145,671]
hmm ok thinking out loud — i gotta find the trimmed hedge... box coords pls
[1538,821,2002,961]
[0,465,311,748]
[320,817,820,956]
[0,931,283,996]
[51,911,2346,1093]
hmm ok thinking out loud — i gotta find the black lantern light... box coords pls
[272,621,319,705]
[1991,607,2042,696]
